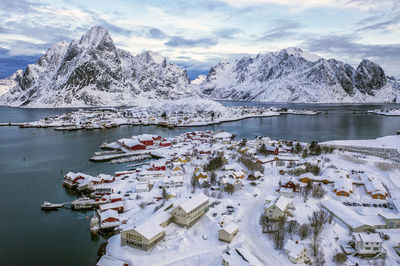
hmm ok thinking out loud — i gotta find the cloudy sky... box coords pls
[0,0,399,79]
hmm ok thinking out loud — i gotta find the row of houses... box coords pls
[117,134,171,151]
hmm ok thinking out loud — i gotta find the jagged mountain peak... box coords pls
[278,47,322,62]
[200,48,399,103]
[79,26,112,48]
[0,26,193,107]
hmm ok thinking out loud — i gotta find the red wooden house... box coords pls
[138,135,154,146]
[160,141,171,147]
[149,160,166,171]
[117,138,146,151]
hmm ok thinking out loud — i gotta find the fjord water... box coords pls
[0,103,399,265]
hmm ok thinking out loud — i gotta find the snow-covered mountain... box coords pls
[0,26,193,107]
[200,47,400,103]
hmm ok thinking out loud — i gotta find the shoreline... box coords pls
[0,111,320,130]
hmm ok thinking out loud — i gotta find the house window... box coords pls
[373,247,379,250]
[365,247,371,250]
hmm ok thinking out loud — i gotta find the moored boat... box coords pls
[41,201,64,210]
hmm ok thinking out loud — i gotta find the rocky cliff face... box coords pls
[0,26,192,107]
[199,48,399,103]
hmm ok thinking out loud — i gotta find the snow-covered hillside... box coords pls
[200,48,400,103]
[0,26,194,108]
[131,98,228,116]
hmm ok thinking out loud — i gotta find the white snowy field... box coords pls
[323,135,400,152]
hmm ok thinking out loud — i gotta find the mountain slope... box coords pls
[0,26,192,107]
[200,48,399,103]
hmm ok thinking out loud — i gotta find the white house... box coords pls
[264,195,291,220]
[284,240,310,264]
[352,233,383,255]
[171,193,209,228]
[121,221,165,251]
[218,223,239,243]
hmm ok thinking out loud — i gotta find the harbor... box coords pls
[1,103,400,266]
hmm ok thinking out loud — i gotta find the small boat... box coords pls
[41,201,64,210]
[90,215,100,235]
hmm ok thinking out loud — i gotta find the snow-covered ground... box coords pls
[54,131,400,265]
[369,109,400,116]
[323,135,400,152]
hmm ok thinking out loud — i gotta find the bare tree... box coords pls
[286,220,299,236]
[311,183,327,198]
[191,173,199,191]
[162,188,169,200]
[259,213,271,233]
[210,171,217,185]
[313,246,325,266]
[298,223,310,240]
[309,209,330,237]
[332,252,347,264]
[224,183,235,195]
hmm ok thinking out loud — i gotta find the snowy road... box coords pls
[240,185,287,266]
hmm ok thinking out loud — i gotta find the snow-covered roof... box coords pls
[222,223,239,234]
[235,248,263,266]
[152,160,166,167]
[334,177,353,192]
[354,233,382,243]
[100,209,119,222]
[265,195,290,211]
[134,221,164,240]
[99,174,114,181]
[137,134,155,141]
[178,193,209,213]
[321,199,373,229]
[266,145,278,152]
[378,212,400,220]
[118,138,143,147]
[99,201,123,212]
[213,131,232,139]
[96,255,128,266]
[284,240,306,259]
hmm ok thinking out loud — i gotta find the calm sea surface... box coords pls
[0,102,399,265]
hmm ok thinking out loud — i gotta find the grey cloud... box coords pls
[165,36,217,48]
[214,28,241,39]
[0,0,43,13]
[258,19,303,41]
[357,15,400,32]
[146,28,169,39]
[303,34,400,75]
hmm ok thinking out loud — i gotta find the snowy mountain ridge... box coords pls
[0,26,193,107]
[199,47,400,103]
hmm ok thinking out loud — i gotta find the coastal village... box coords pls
[0,99,320,130]
[42,123,400,265]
